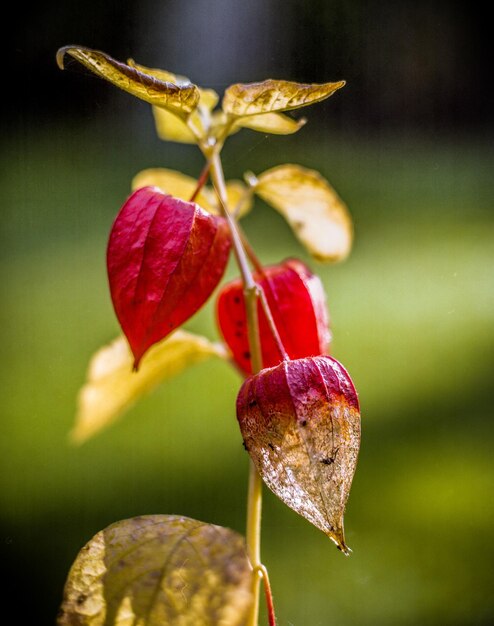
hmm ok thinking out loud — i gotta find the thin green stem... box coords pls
[207,146,265,626]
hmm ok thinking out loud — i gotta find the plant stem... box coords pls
[208,147,265,626]
[189,161,211,203]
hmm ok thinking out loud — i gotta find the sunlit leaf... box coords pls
[254,164,353,262]
[72,331,227,444]
[57,46,200,117]
[234,112,306,135]
[107,187,231,367]
[237,356,360,553]
[152,88,219,144]
[58,515,253,626]
[222,79,345,117]
[132,168,215,212]
[152,107,197,143]
[132,169,252,218]
[124,61,218,144]
[217,259,331,374]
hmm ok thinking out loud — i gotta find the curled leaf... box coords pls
[254,164,353,262]
[237,356,360,553]
[58,515,253,626]
[72,331,227,444]
[132,168,252,218]
[125,61,219,143]
[222,79,345,117]
[107,187,231,367]
[217,259,331,374]
[56,46,199,117]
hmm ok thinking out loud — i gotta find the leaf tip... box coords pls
[328,531,351,555]
[56,46,71,70]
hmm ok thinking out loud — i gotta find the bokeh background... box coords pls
[2,1,493,624]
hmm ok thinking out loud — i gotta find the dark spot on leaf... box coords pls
[243,351,251,360]
[293,220,305,231]
[248,399,257,407]
[236,320,244,327]
[233,296,241,304]
[301,420,307,427]
[242,440,249,451]
[321,457,334,465]
[268,443,275,451]
[77,594,87,606]
[235,331,242,338]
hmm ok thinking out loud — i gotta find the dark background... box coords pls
[2,1,493,625]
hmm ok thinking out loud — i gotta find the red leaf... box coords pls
[216,259,330,374]
[107,187,231,368]
[237,356,360,552]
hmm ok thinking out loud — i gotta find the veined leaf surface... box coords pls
[237,356,360,553]
[58,515,253,626]
[107,187,231,367]
[57,46,200,117]
[223,79,345,117]
[254,164,353,261]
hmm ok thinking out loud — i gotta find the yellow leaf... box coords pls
[125,61,218,144]
[58,515,253,626]
[224,180,253,217]
[132,168,216,212]
[132,168,253,218]
[72,331,227,443]
[255,164,353,262]
[234,112,307,135]
[222,79,345,117]
[57,46,200,117]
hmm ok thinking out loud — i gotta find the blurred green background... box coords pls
[3,1,494,624]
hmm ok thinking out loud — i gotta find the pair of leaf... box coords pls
[132,168,252,218]
[58,515,253,626]
[57,46,344,143]
[133,164,353,263]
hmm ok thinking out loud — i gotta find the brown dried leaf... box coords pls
[58,515,253,626]
[222,79,345,117]
[254,164,353,262]
[237,356,361,553]
[132,168,252,218]
[57,46,200,117]
[72,331,227,443]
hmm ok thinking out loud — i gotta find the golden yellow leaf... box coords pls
[57,46,200,117]
[132,168,216,212]
[254,164,353,262]
[132,168,252,218]
[222,79,345,117]
[234,112,306,135]
[58,515,253,626]
[124,61,218,144]
[72,331,227,444]
[152,106,197,143]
